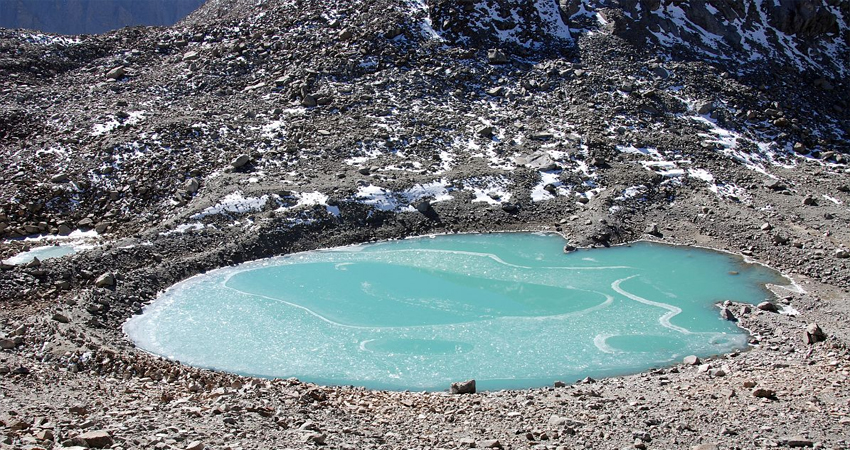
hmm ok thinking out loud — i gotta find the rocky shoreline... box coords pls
[2,0,850,448]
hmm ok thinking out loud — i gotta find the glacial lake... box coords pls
[124,233,788,391]
[3,244,78,265]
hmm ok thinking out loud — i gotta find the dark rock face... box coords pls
[0,0,207,35]
[561,0,849,76]
[426,0,574,53]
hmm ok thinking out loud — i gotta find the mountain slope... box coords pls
[0,1,849,449]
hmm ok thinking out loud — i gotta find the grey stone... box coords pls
[515,152,558,170]
[487,49,510,64]
[51,173,70,183]
[835,248,849,259]
[477,126,495,138]
[184,178,200,194]
[478,439,502,449]
[757,301,779,312]
[645,223,660,236]
[185,442,205,450]
[231,154,250,168]
[752,387,776,398]
[785,437,814,447]
[77,217,94,228]
[414,200,432,214]
[303,433,326,445]
[95,273,115,288]
[450,379,476,394]
[301,94,318,107]
[683,355,700,365]
[0,338,15,349]
[697,102,715,114]
[76,430,113,448]
[804,323,826,344]
[52,313,70,323]
[105,66,125,79]
[719,307,735,321]
[183,51,200,61]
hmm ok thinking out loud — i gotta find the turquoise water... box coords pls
[124,233,788,391]
[3,244,77,265]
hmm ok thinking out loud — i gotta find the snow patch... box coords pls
[191,192,268,219]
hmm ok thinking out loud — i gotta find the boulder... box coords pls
[757,301,779,312]
[105,66,125,80]
[95,273,115,288]
[184,178,200,194]
[76,430,113,448]
[231,154,250,168]
[804,323,826,344]
[450,379,476,394]
[683,355,700,365]
[752,387,776,398]
[487,49,510,64]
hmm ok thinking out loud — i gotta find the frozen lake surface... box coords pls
[3,244,78,265]
[125,233,787,391]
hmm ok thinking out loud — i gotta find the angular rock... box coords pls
[752,387,776,398]
[784,437,814,448]
[804,323,826,344]
[487,49,510,64]
[0,338,15,350]
[183,51,200,61]
[719,307,735,321]
[52,313,70,323]
[501,203,519,213]
[450,379,476,394]
[76,430,113,448]
[645,223,661,237]
[303,433,326,445]
[231,154,250,168]
[478,439,502,449]
[185,441,205,450]
[95,273,115,288]
[105,66,125,79]
[683,355,700,365]
[184,178,200,194]
[51,173,70,183]
[757,301,779,312]
[477,126,495,138]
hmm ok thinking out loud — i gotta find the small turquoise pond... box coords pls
[124,233,788,391]
[3,244,78,265]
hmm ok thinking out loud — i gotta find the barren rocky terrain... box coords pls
[1,0,849,448]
